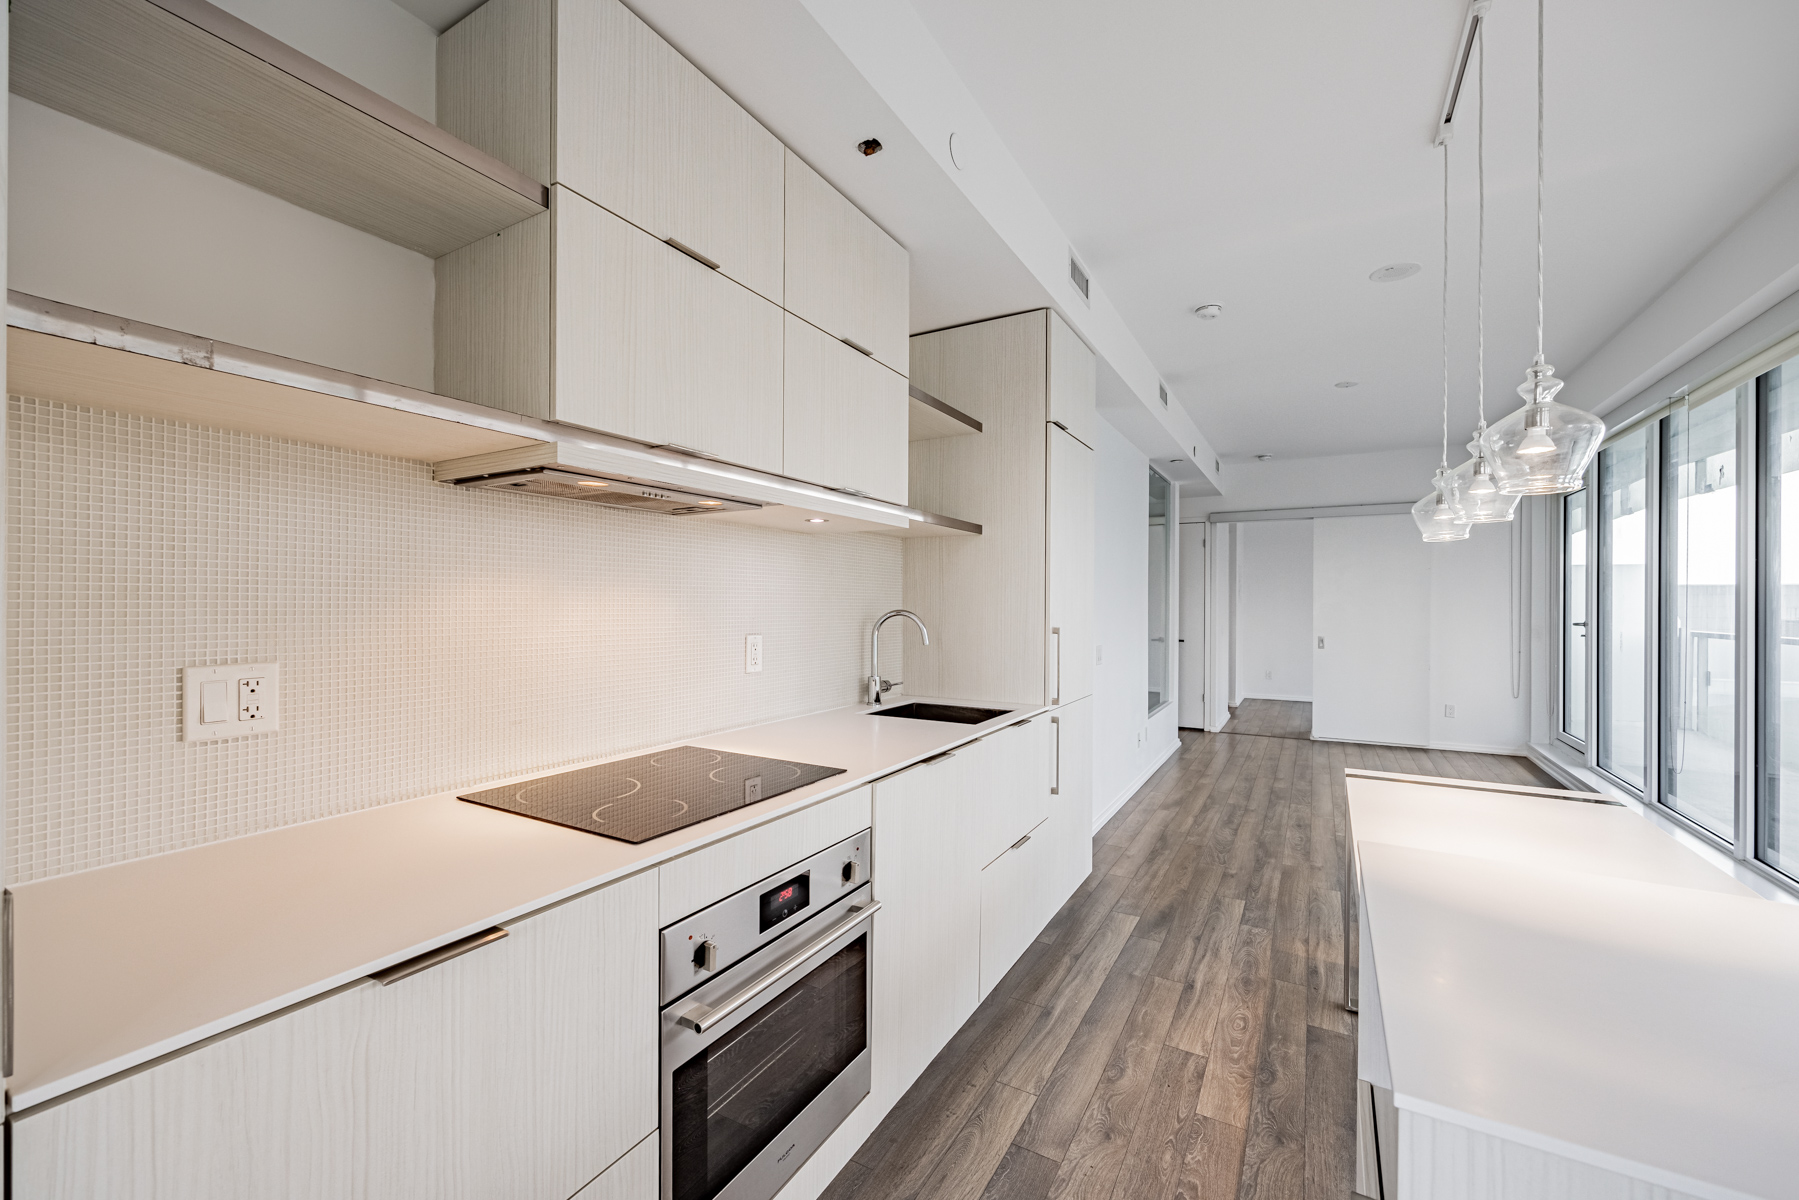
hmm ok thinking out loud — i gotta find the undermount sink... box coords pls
[868,702,1011,725]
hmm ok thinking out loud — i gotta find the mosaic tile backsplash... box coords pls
[7,395,903,883]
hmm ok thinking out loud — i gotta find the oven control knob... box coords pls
[693,939,718,973]
[841,860,859,886]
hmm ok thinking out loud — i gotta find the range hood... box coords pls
[453,468,759,515]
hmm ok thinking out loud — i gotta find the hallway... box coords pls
[823,729,1558,1200]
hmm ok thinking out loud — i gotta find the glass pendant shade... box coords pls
[1412,470,1472,541]
[1485,358,1604,495]
[1447,430,1521,523]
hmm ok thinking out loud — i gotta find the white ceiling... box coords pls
[908,0,1799,461]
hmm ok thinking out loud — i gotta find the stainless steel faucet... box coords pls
[868,609,929,705]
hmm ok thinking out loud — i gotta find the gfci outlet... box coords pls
[183,663,280,741]
[745,634,763,674]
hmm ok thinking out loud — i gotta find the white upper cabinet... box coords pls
[435,187,784,473]
[1047,423,1095,704]
[439,0,784,303]
[783,151,909,375]
[1047,310,1098,449]
[784,314,908,504]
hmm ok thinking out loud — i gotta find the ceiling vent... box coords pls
[1069,254,1090,304]
[1159,383,1169,407]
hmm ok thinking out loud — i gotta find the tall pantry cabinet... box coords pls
[431,0,909,504]
[906,310,1096,900]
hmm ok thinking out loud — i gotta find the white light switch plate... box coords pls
[183,663,280,741]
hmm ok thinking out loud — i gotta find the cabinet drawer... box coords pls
[438,0,783,303]
[980,817,1052,998]
[658,786,872,924]
[554,188,783,472]
[12,871,659,1200]
[784,150,908,374]
[975,718,1052,869]
[783,314,908,504]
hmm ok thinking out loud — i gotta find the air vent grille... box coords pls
[1159,383,1168,407]
[1069,255,1090,302]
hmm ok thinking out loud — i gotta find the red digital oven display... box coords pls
[759,872,811,932]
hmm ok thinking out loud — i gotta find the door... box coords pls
[1179,521,1207,728]
[1047,424,1095,704]
[553,189,783,474]
[782,313,908,504]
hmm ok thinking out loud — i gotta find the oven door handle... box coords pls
[677,900,882,1034]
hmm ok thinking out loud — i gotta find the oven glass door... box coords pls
[670,933,867,1200]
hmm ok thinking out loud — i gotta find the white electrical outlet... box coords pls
[1095,645,1104,665]
[1444,704,1455,718]
[183,663,280,741]
[745,635,763,674]
[1317,636,1325,649]
[1264,669,1273,680]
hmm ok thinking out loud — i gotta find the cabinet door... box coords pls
[1047,310,1098,449]
[871,750,982,1103]
[783,314,908,503]
[1047,424,1095,704]
[560,0,784,302]
[979,817,1053,998]
[784,151,909,374]
[975,718,1052,869]
[12,873,660,1200]
[555,188,784,472]
[570,1131,658,1200]
[1048,696,1095,903]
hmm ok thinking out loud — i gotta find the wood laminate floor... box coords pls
[1218,700,1314,741]
[823,730,1559,1200]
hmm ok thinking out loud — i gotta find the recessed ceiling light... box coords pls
[858,138,883,156]
[1256,454,1274,462]
[1192,304,1224,320]
[576,480,610,487]
[1369,263,1421,283]
[806,517,828,524]
[1335,381,1359,389]
[699,500,722,506]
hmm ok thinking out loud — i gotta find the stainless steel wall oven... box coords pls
[660,831,875,1200]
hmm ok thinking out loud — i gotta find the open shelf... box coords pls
[908,383,983,441]
[13,0,547,258]
[7,293,980,538]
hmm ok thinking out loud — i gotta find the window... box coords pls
[1597,428,1649,789]
[1660,390,1739,839]
[1562,488,1588,743]
[1148,468,1172,714]
[1761,359,1799,877]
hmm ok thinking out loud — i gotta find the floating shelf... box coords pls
[12,0,547,258]
[908,383,983,441]
[7,293,980,538]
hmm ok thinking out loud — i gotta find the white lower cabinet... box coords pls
[974,717,1052,869]
[1047,696,1095,899]
[11,871,660,1200]
[570,1131,659,1200]
[870,747,983,1104]
[978,816,1054,998]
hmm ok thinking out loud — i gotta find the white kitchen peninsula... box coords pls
[1346,771,1799,1200]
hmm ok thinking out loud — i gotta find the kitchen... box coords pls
[6,2,1799,1200]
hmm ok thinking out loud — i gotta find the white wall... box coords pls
[1092,415,1181,827]
[9,99,436,389]
[1313,515,1430,746]
[1184,446,1442,519]
[1234,520,1312,702]
[1430,521,1529,753]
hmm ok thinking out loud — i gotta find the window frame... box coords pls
[1554,486,1591,753]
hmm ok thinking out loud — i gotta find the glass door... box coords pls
[1597,428,1650,789]
[1563,488,1589,744]
[1660,391,1740,840]
[1760,359,1799,878]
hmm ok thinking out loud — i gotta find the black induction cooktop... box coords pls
[459,747,846,844]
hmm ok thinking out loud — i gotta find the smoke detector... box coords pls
[1369,263,1420,283]
[1192,304,1224,320]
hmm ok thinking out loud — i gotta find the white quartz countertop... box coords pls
[10,697,1043,1112]
[1359,843,1799,1200]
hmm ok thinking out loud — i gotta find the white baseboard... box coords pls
[1239,692,1313,703]
[1092,738,1182,832]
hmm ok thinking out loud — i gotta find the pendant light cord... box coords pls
[1477,23,1486,429]
[1536,0,1546,363]
[1441,139,1451,472]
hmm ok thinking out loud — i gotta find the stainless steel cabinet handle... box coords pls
[1011,833,1032,850]
[678,901,881,1033]
[1051,715,1061,795]
[664,237,721,270]
[922,749,957,765]
[841,336,874,356]
[1051,627,1062,705]
[371,926,509,986]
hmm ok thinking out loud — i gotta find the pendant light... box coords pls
[1449,26,1520,523]
[1484,0,1603,494]
[1414,140,1472,543]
